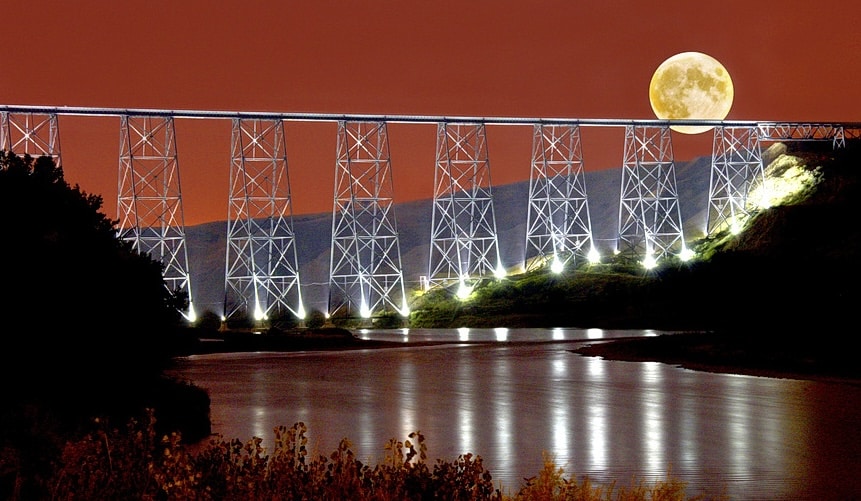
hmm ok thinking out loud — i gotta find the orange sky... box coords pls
[2,1,860,225]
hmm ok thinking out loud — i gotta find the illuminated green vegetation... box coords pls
[408,141,860,336]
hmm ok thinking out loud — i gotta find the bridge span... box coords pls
[2,104,859,323]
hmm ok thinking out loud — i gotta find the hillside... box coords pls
[398,139,861,382]
[185,154,714,317]
[184,139,858,334]
[408,140,860,333]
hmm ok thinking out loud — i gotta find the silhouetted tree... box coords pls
[0,152,199,460]
[0,151,214,498]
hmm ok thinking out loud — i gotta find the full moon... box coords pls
[649,51,734,134]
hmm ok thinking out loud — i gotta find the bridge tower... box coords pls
[525,124,597,273]
[0,111,62,166]
[224,118,305,324]
[428,122,505,291]
[708,126,765,235]
[328,120,409,319]
[617,125,689,266]
[117,114,195,321]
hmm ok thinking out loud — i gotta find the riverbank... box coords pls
[176,327,410,355]
[178,327,861,385]
[571,330,861,385]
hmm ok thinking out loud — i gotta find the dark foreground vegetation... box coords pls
[1,139,857,499]
[43,412,723,500]
[0,151,212,498]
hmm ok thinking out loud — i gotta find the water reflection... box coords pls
[458,327,469,341]
[398,355,418,445]
[494,327,508,342]
[492,347,512,481]
[251,367,270,441]
[456,350,475,455]
[586,328,604,339]
[640,362,665,476]
[727,376,753,481]
[353,327,642,344]
[549,352,570,467]
[585,356,608,473]
[168,328,861,500]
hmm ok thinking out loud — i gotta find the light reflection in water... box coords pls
[679,377,699,467]
[495,327,508,342]
[586,356,608,471]
[492,350,512,480]
[727,376,753,479]
[399,357,418,444]
[552,358,565,377]
[356,364,378,457]
[251,367,268,440]
[252,406,267,441]
[552,327,564,340]
[586,328,604,339]
[640,362,665,476]
[588,354,604,378]
[458,327,469,341]
[456,353,474,454]
[551,353,571,463]
[293,379,311,423]
[169,329,861,500]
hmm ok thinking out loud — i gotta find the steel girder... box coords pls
[757,122,849,148]
[0,111,62,167]
[708,126,765,235]
[328,121,408,318]
[428,122,503,287]
[617,125,685,263]
[117,114,195,320]
[525,124,595,272]
[223,118,304,322]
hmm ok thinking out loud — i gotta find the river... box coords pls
[167,327,861,500]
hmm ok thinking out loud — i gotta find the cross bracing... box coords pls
[428,123,503,288]
[117,114,195,320]
[525,124,595,272]
[328,121,408,318]
[757,122,854,148]
[617,125,686,263]
[0,111,62,167]
[708,126,766,235]
[224,118,304,323]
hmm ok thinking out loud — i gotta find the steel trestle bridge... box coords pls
[2,104,859,323]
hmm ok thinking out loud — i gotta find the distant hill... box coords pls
[185,154,718,316]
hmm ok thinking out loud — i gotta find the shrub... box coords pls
[32,412,724,500]
[196,310,223,332]
[305,309,327,329]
